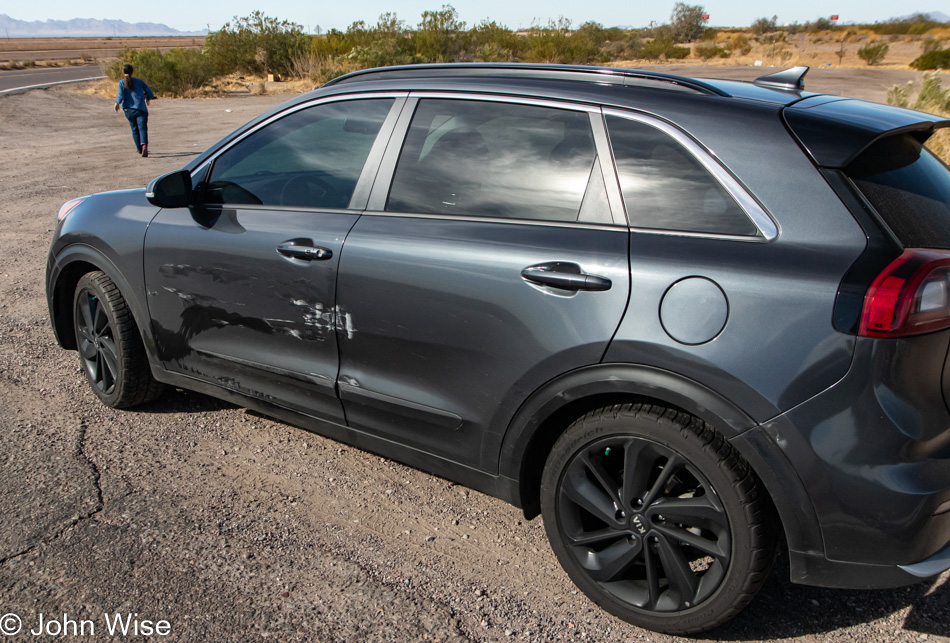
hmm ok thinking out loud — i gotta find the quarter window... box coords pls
[606,115,758,236]
[201,99,394,209]
[387,99,608,223]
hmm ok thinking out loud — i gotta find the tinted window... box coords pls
[606,115,758,236]
[847,134,950,249]
[202,99,393,208]
[387,99,603,222]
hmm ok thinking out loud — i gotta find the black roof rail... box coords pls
[323,63,730,96]
[754,66,810,91]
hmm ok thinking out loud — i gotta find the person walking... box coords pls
[114,64,155,158]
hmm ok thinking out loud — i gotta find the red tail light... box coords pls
[859,249,950,338]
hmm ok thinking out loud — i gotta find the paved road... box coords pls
[0,65,103,93]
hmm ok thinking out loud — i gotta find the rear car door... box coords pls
[143,96,402,421]
[334,96,631,469]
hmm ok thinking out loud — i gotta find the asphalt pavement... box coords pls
[0,65,104,93]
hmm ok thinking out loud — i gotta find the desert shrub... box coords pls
[915,71,950,112]
[107,48,212,97]
[751,16,778,35]
[868,14,943,35]
[886,81,913,108]
[807,17,834,32]
[730,33,752,55]
[640,38,690,60]
[413,4,465,62]
[694,41,729,60]
[857,41,889,65]
[291,52,359,85]
[911,48,950,70]
[204,11,309,76]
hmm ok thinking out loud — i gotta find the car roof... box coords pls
[183,63,949,173]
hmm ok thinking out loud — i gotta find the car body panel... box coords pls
[335,215,631,469]
[143,205,358,421]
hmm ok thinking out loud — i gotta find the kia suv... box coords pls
[46,63,950,634]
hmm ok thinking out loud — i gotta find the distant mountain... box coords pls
[0,14,207,37]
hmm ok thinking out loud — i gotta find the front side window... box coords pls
[387,99,606,223]
[607,115,758,237]
[201,99,394,209]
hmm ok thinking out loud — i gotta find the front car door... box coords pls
[143,96,403,421]
[335,96,631,469]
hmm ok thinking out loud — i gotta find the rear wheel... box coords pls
[73,271,164,408]
[541,403,775,634]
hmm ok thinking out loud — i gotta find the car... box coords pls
[47,62,950,634]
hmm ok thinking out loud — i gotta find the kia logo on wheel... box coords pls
[632,515,647,534]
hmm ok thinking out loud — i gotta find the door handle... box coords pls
[521,262,611,292]
[277,239,333,261]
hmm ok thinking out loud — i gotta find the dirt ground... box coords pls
[0,69,948,642]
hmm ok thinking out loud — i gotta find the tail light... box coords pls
[859,249,950,338]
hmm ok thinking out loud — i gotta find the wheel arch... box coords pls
[498,362,824,558]
[48,245,156,363]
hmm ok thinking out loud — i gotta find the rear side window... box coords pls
[606,115,758,236]
[202,99,393,209]
[387,99,608,223]
[846,134,950,249]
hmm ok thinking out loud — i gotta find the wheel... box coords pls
[73,271,164,408]
[540,403,776,634]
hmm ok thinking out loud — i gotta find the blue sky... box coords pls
[9,1,935,33]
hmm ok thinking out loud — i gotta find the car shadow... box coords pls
[135,387,238,414]
[711,553,949,640]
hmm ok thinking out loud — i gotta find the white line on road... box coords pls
[0,76,106,95]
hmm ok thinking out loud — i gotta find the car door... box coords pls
[334,96,631,469]
[143,96,403,421]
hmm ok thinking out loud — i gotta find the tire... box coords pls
[540,403,776,635]
[73,271,164,408]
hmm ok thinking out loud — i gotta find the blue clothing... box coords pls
[124,108,149,152]
[115,77,154,112]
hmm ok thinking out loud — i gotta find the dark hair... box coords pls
[123,64,133,90]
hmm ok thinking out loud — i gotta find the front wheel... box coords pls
[73,271,164,408]
[541,403,776,635]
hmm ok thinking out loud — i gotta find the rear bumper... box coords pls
[756,331,950,587]
[788,541,950,589]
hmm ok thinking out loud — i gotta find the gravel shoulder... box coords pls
[0,75,947,642]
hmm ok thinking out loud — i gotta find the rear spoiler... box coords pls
[784,97,950,168]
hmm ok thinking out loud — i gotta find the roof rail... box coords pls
[754,66,810,91]
[323,63,730,96]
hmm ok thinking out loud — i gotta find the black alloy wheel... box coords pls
[73,271,164,408]
[75,287,119,395]
[541,404,776,635]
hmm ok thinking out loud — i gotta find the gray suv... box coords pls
[46,63,950,633]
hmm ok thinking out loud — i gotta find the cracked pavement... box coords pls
[0,79,948,642]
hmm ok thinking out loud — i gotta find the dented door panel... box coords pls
[143,206,357,421]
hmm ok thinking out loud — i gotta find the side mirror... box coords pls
[146,170,193,208]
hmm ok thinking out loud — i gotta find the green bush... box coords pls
[694,41,729,60]
[751,15,777,35]
[868,14,943,35]
[640,38,690,60]
[857,41,889,65]
[204,11,309,76]
[911,48,950,70]
[914,71,950,112]
[107,48,213,97]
